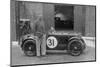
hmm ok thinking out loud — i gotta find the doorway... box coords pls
[54,5,74,31]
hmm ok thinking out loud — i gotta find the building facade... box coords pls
[11,0,96,41]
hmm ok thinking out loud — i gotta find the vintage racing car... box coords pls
[19,32,86,56]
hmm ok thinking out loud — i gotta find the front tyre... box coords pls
[68,40,83,56]
[22,40,36,56]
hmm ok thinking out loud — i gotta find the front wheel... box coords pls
[22,40,36,56]
[68,40,83,56]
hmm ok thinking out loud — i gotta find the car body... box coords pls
[20,32,86,56]
[46,32,86,56]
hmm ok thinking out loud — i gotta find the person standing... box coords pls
[30,15,46,56]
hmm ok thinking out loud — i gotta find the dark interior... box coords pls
[55,5,74,30]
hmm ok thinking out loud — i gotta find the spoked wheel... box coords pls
[68,40,83,56]
[22,40,36,56]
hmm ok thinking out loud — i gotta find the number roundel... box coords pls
[47,36,58,48]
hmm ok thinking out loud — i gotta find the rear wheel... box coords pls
[68,40,83,56]
[22,40,36,56]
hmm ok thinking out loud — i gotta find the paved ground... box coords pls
[11,39,95,66]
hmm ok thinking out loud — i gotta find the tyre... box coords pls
[22,39,36,56]
[68,39,84,56]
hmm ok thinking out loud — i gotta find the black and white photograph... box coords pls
[11,0,96,66]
